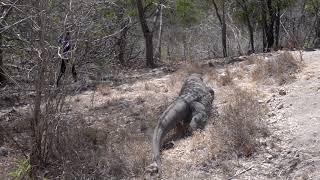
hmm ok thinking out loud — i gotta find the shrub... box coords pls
[218,68,233,86]
[251,52,302,85]
[211,88,268,158]
[9,158,31,180]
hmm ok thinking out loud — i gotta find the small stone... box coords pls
[266,154,273,160]
[0,147,8,157]
[277,104,284,109]
[268,112,276,117]
[130,104,144,116]
[279,89,286,96]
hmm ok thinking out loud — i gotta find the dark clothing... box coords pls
[56,32,77,86]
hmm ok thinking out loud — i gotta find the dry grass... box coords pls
[210,88,268,158]
[251,52,303,85]
[217,68,233,86]
[45,115,152,179]
[96,84,112,96]
[184,62,203,74]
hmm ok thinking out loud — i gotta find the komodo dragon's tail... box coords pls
[152,123,164,169]
[147,95,195,174]
[145,117,167,175]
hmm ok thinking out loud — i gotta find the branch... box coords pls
[0,15,35,33]
[212,0,223,26]
[228,165,253,180]
[0,0,20,24]
[93,17,132,42]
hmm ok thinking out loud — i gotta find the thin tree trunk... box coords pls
[212,0,227,57]
[183,32,187,61]
[0,33,5,84]
[30,1,47,178]
[118,26,128,65]
[266,0,275,51]
[235,0,255,53]
[275,5,281,50]
[145,32,154,67]
[314,16,320,48]
[156,3,163,61]
[247,17,255,53]
[222,3,227,57]
[136,0,155,68]
[243,4,255,52]
[261,0,267,52]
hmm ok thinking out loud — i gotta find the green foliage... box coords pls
[274,0,296,10]
[103,9,117,20]
[232,0,296,27]
[9,158,31,180]
[305,0,320,14]
[174,0,203,27]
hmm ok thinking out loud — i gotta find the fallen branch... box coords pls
[228,165,254,180]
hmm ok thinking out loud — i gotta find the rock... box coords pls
[279,89,286,96]
[130,104,144,116]
[277,104,284,109]
[266,154,273,160]
[268,112,276,117]
[0,147,8,157]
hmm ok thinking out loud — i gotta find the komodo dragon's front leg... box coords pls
[189,91,214,131]
[189,101,207,131]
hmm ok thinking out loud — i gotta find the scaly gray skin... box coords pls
[147,74,215,175]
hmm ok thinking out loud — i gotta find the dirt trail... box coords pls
[227,51,320,179]
[274,51,320,178]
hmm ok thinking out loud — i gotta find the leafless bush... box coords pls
[251,52,302,85]
[210,88,268,158]
[217,68,233,86]
[41,115,151,179]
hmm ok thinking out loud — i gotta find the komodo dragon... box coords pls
[146,73,215,174]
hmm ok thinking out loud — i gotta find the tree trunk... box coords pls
[145,32,155,67]
[0,33,5,84]
[30,1,47,178]
[236,0,255,53]
[222,4,227,57]
[136,0,155,68]
[314,16,320,48]
[243,6,255,53]
[118,26,128,65]
[266,0,275,51]
[183,32,188,61]
[156,3,163,61]
[247,19,255,53]
[261,1,267,52]
[212,0,227,57]
[275,5,281,50]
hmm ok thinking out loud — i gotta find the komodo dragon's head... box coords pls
[189,73,203,80]
[145,161,160,177]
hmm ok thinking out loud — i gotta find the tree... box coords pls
[211,0,228,57]
[259,0,295,51]
[0,1,17,84]
[174,0,203,60]
[234,0,256,53]
[135,0,161,68]
[305,0,320,47]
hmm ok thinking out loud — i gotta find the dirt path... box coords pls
[275,51,320,178]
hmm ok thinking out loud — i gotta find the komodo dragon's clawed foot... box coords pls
[145,162,160,177]
[162,141,175,150]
